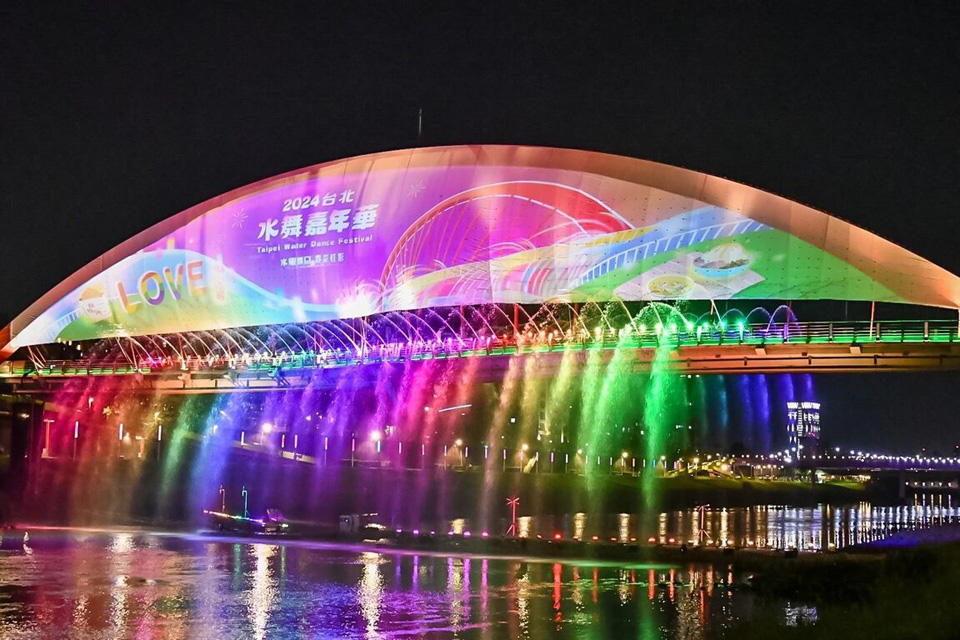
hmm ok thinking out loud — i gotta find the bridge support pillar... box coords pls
[898,469,907,503]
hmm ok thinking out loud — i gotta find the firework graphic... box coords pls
[232,209,248,228]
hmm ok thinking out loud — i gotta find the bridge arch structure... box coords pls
[3,145,960,386]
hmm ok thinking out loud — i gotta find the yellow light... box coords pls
[521,443,529,452]
[455,438,463,447]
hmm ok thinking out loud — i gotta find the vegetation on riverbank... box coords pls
[737,543,960,639]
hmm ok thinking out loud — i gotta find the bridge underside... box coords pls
[4,339,960,396]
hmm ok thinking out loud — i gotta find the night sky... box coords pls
[2,2,959,452]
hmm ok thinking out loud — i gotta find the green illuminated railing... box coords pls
[2,318,958,379]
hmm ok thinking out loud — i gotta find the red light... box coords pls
[668,537,676,544]
[647,536,657,544]
[591,535,599,541]
[553,533,562,540]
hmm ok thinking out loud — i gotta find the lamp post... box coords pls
[42,418,53,458]
[241,486,249,518]
[219,484,226,512]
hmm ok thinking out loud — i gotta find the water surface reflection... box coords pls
[0,530,765,638]
[441,498,957,551]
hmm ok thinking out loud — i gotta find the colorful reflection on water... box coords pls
[438,498,957,551]
[0,530,767,639]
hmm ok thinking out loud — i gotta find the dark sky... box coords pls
[2,2,959,452]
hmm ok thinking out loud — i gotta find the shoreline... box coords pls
[5,520,910,571]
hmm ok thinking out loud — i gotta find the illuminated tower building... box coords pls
[787,401,821,456]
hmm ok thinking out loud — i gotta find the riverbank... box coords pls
[732,541,960,639]
[11,462,873,527]
[6,519,877,572]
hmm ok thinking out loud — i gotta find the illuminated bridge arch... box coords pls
[4,145,960,362]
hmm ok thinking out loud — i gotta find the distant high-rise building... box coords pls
[787,401,821,453]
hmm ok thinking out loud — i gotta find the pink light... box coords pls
[463,531,472,537]
[413,529,420,535]
[481,531,489,538]
[73,421,79,439]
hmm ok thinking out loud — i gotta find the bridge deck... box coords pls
[2,318,960,394]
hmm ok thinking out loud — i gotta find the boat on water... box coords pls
[201,508,289,536]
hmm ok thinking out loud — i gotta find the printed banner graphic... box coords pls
[12,162,901,347]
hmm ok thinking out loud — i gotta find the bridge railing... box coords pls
[3,318,959,378]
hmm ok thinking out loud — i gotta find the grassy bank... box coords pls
[736,543,960,639]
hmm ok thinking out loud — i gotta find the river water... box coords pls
[0,499,953,638]
[440,497,957,551]
[0,529,765,639]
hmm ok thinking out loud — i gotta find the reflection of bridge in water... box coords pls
[4,315,960,394]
